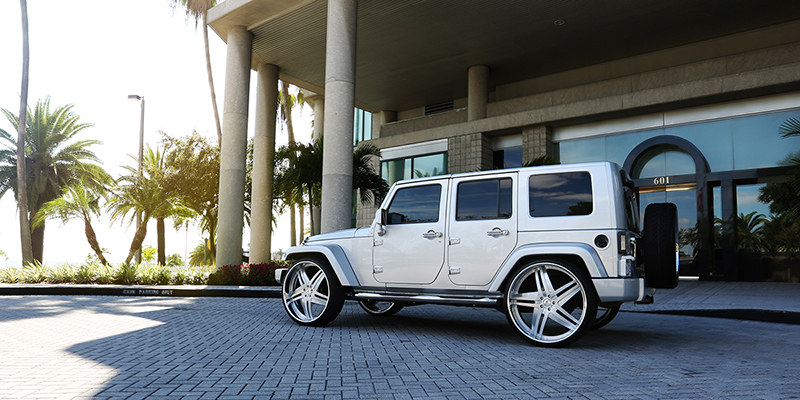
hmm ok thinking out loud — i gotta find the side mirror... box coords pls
[377,209,388,236]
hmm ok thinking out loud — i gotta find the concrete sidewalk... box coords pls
[2,278,798,320]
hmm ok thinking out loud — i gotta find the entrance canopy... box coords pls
[209,0,800,113]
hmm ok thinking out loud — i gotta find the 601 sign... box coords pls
[653,176,671,185]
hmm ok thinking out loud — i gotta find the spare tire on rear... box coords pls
[642,202,679,289]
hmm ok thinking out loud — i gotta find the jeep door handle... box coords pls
[422,230,443,239]
[487,227,510,237]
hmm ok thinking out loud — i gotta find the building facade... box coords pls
[209,0,800,280]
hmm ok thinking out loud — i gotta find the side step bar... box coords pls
[353,291,502,307]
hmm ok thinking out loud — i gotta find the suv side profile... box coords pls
[276,162,679,347]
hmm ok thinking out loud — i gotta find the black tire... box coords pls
[504,259,597,347]
[358,300,404,316]
[592,305,621,330]
[281,257,345,327]
[643,202,680,289]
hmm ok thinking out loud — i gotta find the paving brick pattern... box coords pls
[1,295,798,399]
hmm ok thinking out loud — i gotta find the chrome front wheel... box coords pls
[282,258,344,326]
[505,260,597,347]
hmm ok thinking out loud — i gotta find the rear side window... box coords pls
[529,172,593,217]
[387,184,441,224]
[456,178,513,221]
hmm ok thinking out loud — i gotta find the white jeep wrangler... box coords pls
[276,162,679,347]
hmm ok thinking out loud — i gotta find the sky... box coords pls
[0,0,311,266]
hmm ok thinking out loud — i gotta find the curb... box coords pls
[0,284,281,298]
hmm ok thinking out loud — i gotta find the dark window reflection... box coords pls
[387,185,441,224]
[456,178,513,221]
[529,172,593,217]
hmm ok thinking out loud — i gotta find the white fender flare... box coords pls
[488,243,607,292]
[283,244,360,287]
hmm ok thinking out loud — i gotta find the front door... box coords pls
[448,173,518,285]
[373,182,447,284]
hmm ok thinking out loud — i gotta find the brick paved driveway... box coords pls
[0,295,797,399]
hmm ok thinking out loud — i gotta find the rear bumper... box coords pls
[593,278,648,303]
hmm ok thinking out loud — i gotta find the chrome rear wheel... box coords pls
[505,260,597,347]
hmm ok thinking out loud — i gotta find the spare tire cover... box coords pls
[642,202,679,289]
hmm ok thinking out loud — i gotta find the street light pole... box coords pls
[128,94,145,264]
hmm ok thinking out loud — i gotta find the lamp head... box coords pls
[128,94,142,101]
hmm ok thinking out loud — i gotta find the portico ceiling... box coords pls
[209,0,800,113]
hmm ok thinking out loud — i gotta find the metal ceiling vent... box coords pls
[425,101,454,116]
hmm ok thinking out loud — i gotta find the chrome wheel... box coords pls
[505,260,596,347]
[282,258,343,326]
[358,300,404,316]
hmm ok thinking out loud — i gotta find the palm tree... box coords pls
[34,178,109,265]
[274,137,388,233]
[107,164,164,265]
[170,0,221,147]
[15,0,33,264]
[0,97,109,264]
[353,142,389,207]
[736,211,767,250]
[161,132,220,265]
[279,83,305,245]
[140,145,194,265]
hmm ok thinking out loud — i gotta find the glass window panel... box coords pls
[733,110,800,170]
[736,183,770,250]
[666,119,733,172]
[456,178,513,221]
[557,136,606,164]
[412,154,447,178]
[504,147,522,168]
[633,145,695,178]
[382,159,411,186]
[387,185,441,224]
[529,172,593,217]
[605,128,662,167]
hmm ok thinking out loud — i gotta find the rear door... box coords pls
[447,172,518,286]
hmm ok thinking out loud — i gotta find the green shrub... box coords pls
[74,264,99,284]
[0,267,22,283]
[22,263,49,283]
[48,264,76,284]
[114,263,138,285]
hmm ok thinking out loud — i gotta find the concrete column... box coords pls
[249,63,279,264]
[216,25,252,267]
[321,0,357,233]
[468,65,489,121]
[522,125,554,163]
[447,133,492,174]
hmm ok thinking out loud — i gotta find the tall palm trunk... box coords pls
[157,217,166,265]
[206,209,217,265]
[202,11,222,148]
[84,220,108,266]
[125,213,151,264]
[30,219,44,263]
[299,205,305,243]
[16,0,33,265]
[281,81,299,246]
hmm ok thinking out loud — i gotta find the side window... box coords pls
[456,178,513,221]
[529,172,593,217]
[386,184,441,224]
